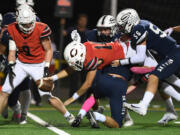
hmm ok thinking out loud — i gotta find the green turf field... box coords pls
[1,101,180,135]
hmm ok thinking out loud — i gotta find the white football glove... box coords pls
[164,27,173,36]
[71,30,81,43]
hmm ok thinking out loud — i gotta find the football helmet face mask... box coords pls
[64,41,86,71]
[96,15,117,38]
[116,8,140,34]
[16,4,36,34]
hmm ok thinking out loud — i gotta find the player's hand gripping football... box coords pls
[111,60,120,67]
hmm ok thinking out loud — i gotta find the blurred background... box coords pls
[1,0,180,103]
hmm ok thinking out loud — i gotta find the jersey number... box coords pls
[94,45,112,49]
[22,46,33,56]
[149,23,166,38]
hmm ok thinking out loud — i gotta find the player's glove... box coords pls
[43,67,49,77]
[8,61,16,90]
[0,55,7,72]
[164,27,173,36]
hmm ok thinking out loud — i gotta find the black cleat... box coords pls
[86,111,99,128]
[71,114,82,127]
[95,106,105,114]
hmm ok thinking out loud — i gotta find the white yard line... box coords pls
[27,112,70,135]
[174,121,180,124]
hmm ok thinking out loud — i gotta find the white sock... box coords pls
[165,97,176,113]
[141,91,154,108]
[78,109,86,119]
[163,85,180,102]
[166,75,180,88]
[64,111,71,118]
[93,112,106,123]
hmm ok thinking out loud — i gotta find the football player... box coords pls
[113,8,180,116]
[65,15,133,127]
[45,29,133,128]
[0,2,40,124]
[0,4,75,125]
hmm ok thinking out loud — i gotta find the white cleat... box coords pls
[123,119,134,127]
[158,112,178,125]
[20,120,27,125]
[66,114,75,125]
[124,102,147,116]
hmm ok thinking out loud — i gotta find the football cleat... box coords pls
[95,106,105,114]
[19,114,27,124]
[71,114,82,127]
[123,119,134,127]
[66,113,75,126]
[123,111,134,127]
[158,112,178,125]
[124,102,147,116]
[86,111,99,128]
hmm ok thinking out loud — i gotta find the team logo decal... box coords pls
[70,48,77,58]
[121,12,131,22]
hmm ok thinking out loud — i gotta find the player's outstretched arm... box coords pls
[64,70,97,106]
[41,37,53,77]
[112,42,147,67]
[44,66,74,81]
[164,25,180,36]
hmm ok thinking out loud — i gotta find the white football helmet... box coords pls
[96,15,117,37]
[16,4,36,34]
[116,8,140,34]
[16,0,34,7]
[64,41,86,71]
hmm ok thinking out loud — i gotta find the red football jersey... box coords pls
[8,22,51,63]
[84,41,126,70]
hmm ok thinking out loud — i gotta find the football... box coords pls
[36,79,54,92]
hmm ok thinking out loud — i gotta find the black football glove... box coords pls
[43,67,49,77]
[8,62,16,90]
[0,55,7,72]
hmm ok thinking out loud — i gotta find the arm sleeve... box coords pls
[120,45,146,65]
[129,45,146,64]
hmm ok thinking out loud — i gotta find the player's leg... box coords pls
[96,73,128,127]
[125,56,180,116]
[8,87,21,123]
[0,62,28,114]
[93,111,119,128]
[71,94,97,127]
[19,77,31,124]
[27,63,75,125]
[48,96,75,125]
[158,88,178,124]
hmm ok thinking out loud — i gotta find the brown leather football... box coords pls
[36,79,54,92]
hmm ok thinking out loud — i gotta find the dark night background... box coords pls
[0,0,180,47]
